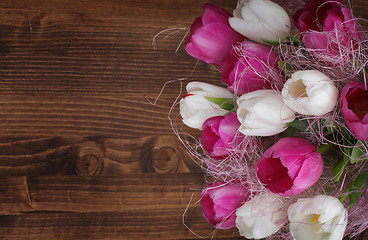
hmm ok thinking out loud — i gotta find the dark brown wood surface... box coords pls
[0,0,367,239]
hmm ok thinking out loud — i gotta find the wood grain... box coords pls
[0,0,368,239]
[0,174,246,240]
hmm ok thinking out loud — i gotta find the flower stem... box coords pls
[317,142,334,154]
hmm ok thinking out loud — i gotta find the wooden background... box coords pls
[0,0,367,239]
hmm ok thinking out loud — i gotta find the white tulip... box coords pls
[237,89,295,136]
[229,0,291,44]
[288,195,347,240]
[236,193,286,239]
[281,70,339,116]
[180,82,233,130]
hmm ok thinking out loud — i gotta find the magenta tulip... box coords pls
[185,3,244,66]
[200,181,249,229]
[201,112,242,159]
[293,0,361,59]
[220,41,282,95]
[256,137,323,197]
[340,82,368,140]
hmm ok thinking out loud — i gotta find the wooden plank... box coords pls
[0,174,243,240]
[0,174,203,214]
[0,136,202,176]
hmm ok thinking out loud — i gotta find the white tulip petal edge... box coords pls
[287,195,348,240]
[179,81,233,130]
[281,70,339,116]
[236,193,287,239]
[237,89,296,136]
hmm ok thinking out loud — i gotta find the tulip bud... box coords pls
[229,0,291,45]
[256,137,323,197]
[288,195,347,240]
[281,70,339,116]
[340,82,368,141]
[293,0,361,61]
[180,82,234,130]
[220,41,282,96]
[200,181,250,229]
[237,89,295,136]
[236,193,286,239]
[201,112,242,159]
[185,3,244,66]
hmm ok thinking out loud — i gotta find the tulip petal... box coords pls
[201,118,221,154]
[302,31,328,49]
[218,113,240,145]
[188,22,242,65]
[291,152,323,194]
[200,194,218,226]
[323,8,344,31]
[200,182,249,229]
[256,156,294,194]
[202,3,231,25]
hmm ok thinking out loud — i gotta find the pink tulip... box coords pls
[293,0,361,59]
[220,41,282,95]
[201,112,242,159]
[340,82,368,141]
[200,181,249,229]
[185,3,244,66]
[256,137,323,197]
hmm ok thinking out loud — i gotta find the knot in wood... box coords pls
[74,144,103,175]
[152,146,179,173]
[75,154,101,175]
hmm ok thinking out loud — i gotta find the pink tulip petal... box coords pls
[302,31,329,49]
[346,121,368,141]
[220,41,280,95]
[189,17,204,35]
[256,156,294,194]
[271,137,315,158]
[216,213,237,229]
[323,8,344,31]
[257,137,323,197]
[201,126,220,154]
[200,195,218,226]
[185,3,244,66]
[294,11,317,32]
[200,182,249,229]
[202,114,241,158]
[213,192,245,210]
[279,155,304,180]
[291,152,323,193]
[211,140,227,157]
[201,3,230,25]
[218,112,240,145]
[187,23,241,65]
[340,7,361,40]
[213,204,232,219]
[293,0,359,63]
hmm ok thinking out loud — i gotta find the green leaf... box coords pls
[224,108,237,115]
[332,153,350,182]
[260,38,281,45]
[350,141,367,163]
[204,97,235,111]
[286,118,310,132]
[324,118,337,134]
[346,173,368,208]
[317,143,333,154]
[278,61,293,74]
[286,35,303,47]
[338,195,347,203]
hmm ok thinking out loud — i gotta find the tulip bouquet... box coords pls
[173,0,368,239]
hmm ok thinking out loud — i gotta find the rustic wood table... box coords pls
[0,0,367,239]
